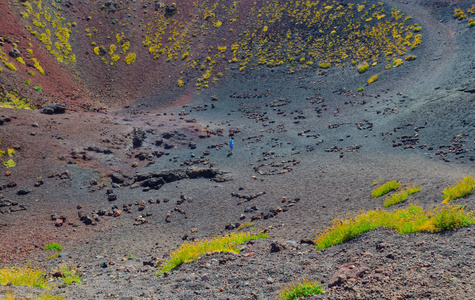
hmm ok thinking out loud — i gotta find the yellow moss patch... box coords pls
[393,58,403,67]
[357,62,369,73]
[4,62,17,71]
[367,74,378,84]
[125,53,136,64]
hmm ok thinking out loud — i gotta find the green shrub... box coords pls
[371,180,401,198]
[44,243,62,251]
[279,279,325,300]
[34,86,42,92]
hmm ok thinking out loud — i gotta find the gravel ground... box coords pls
[1,0,475,299]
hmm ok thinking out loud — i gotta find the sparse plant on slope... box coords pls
[383,185,422,207]
[0,265,49,288]
[157,231,267,275]
[357,62,369,73]
[278,279,325,300]
[372,180,401,198]
[315,204,474,249]
[53,263,82,285]
[442,176,475,204]
[5,292,64,300]
[367,74,379,84]
[44,242,62,259]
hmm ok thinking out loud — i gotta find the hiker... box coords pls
[229,138,234,154]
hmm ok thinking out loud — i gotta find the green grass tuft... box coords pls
[44,243,62,251]
[371,180,401,198]
[442,176,475,204]
[157,232,267,275]
[383,185,422,207]
[315,204,475,249]
[279,279,325,300]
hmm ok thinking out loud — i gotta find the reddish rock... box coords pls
[328,262,371,287]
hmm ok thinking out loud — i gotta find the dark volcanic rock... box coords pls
[270,242,287,253]
[9,48,21,58]
[133,128,146,148]
[133,167,230,190]
[186,166,219,178]
[110,172,125,184]
[17,188,31,195]
[41,103,67,114]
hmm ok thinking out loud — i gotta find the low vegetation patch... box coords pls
[54,263,82,285]
[383,185,422,207]
[367,74,378,84]
[44,243,62,251]
[371,180,401,198]
[5,292,64,300]
[0,262,81,289]
[236,222,255,231]
[315,204,475,249]
[157,232,267,275]
[442,176,475,204]
[278,279,325,300]
[357,62,369,73]
[0,266,49,288]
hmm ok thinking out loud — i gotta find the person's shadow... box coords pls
[227,152,233,157]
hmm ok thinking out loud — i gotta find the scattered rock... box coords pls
[270,242,287,253]
[328,262,371,287]
[133,128,146,148]
[17,188,31,195]
[201,273,210,281]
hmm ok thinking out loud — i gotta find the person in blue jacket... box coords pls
[229,138,234,154]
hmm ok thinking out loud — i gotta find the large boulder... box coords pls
[41,103,67,114]
[9,48,21,58]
